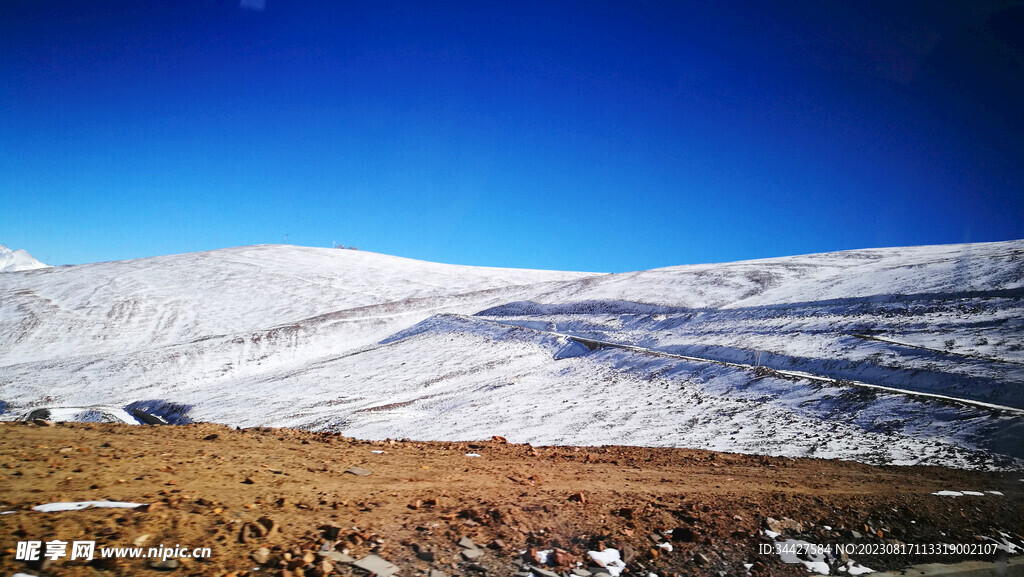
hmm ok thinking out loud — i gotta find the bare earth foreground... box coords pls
[1,423,1021,577]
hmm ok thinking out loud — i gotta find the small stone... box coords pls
[408,500,422,510]
[568,491,586,503]
[693,553,711,566]
[458,537,479,550]
[352,554,399,576]
[572,569,593,576]
[553,548,575,566]
[620,545,636,564]
[346,466,372,476]
[527,548,543,564]
[671,527,698,542]
[242,477,256,484]
[252,547,271,564]
[527,565,561,577]
[320,550,355,563]
[416,549,436,562]
[149,558,180,570]
[462,548,484,561]
[765,517,802,534]
[321,524,342,540]
[430,571,448,577]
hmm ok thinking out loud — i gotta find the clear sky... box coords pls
[2,1,1022,272]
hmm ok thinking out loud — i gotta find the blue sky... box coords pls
[2,1,1022,272]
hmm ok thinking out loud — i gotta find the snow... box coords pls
[588,549,626,576]
[983,535,1019,554]
[0,244,49,273]
[772,538,830,574]
[843,561,874,575]
[32,501,145,512]
[931,490,1000,497]
[2,241,1023,470]
[30,406,139,425]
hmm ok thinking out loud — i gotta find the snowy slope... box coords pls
[527,240,1024,309]
[1,241,1022,469]
[0,245,594,364]
[0,244,49,272]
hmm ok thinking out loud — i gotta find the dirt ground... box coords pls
[1,421,1021,577]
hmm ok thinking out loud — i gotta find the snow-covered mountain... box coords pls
[1,241,1022,469]
[0,244,49,272]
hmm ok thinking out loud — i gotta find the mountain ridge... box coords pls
[1,240,1022,469]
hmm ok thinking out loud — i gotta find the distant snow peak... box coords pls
[0,244,49,272]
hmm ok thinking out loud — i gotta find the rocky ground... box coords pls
[1,421,1022,577]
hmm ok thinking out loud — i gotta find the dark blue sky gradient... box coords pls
[2,1,1022,271]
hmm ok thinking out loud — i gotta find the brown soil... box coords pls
[1,422,1021,577]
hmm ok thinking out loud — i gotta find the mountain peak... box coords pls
[0,244,50,272]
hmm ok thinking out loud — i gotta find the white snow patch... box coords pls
[982,535,1019,554]
[843,560,875,575]
[932,490,998,497]
[33,501,144,512]
[588,549,627,576]
[29,406,138,425]
[774,539,830,574]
